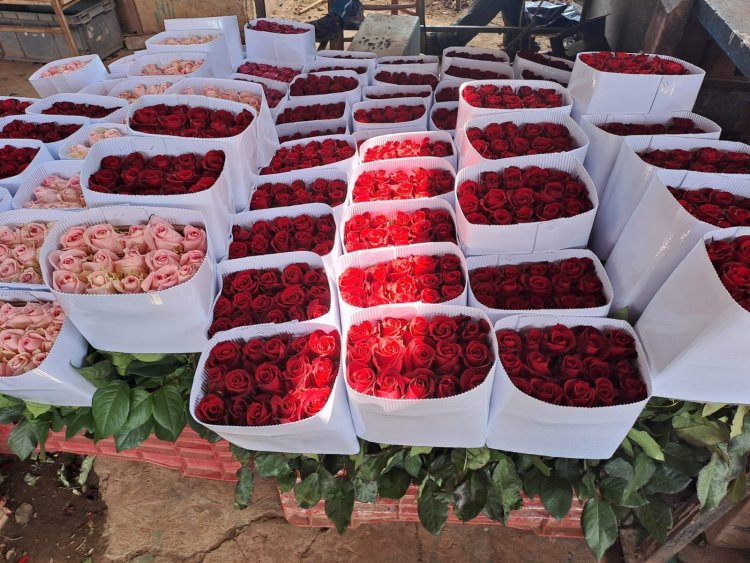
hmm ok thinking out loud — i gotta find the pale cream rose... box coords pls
[31,351,48,367]
[59,187,84,206]
[83,223,126,253]
[85,271,117,294]
[30,186,62,205]
[88,131,105,144]
[112,274,143,294]
[141,264,179,292]
[66,144,89,159]
[20,222,47,247]
[11,244,37,266]
[114,247,147,276]
[52,270,86,294]
[104,128,123,139]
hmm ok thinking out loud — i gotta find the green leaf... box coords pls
[409,446,432,457]
[728,471,747,504]
[728,415,750,457]
[539,475,573,521]
[484,488,507,524]
[0,402,25,424]
[604,458,633,481]
[229,444,254,465]
[122,389,152,432]
[619,436,634,458]
[643,464,691,495]
[27,417,50,458]
[730,406,749,439]
[465,447,491,470]
[600,477,647,508]
[295,472,323,508]
[453,470,489,521]
[65,410,94,439]
[490,453,523,525]
[627,429,665,461]
[74,360,115,388]
[404,454,422,478]
[151,386,185,442]
[24,402,51,418]
[277,470,298,493]
[418,479,449,535]
[697,452,732,512]
[623,454,656,497]
[378,468,411,499]
[663,442,704,477]
[8,419,37,460]
[0,394,23,409]
[555,459,582,483]
[702,403,726,417]
[673,412,730,448]
[427,454,454,483]
[576,472,597,503]
[383,451,405,474]
[254,453,294,479]
[527,455,552,476]
[113,420,153,452]
[522,468,546,498]
[325,477,354,533]
[582,498,618,561]
[109,352,135,376]
[92,380,131,437]
[354,476,378,503]
[131,353,167,362]
[234,466,254,510]
[634,497,673,544]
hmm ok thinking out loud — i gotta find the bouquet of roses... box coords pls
[0,145,41,181]
[39,59,90,77]
[235,61,301,83]
[516,50,573,71]
[0,220,49,285]
[706,235,750,311]
[0,299,65,376]
[579,51,686,75]
[259,137,355,175]
[278,127,346,144]
[64,126,125,159]
[365,89,432,101]
[40,101,118,119]
[598,117,705,136]
[49,215,207,295]
[668,186,750,227]
[114,81,175,103]
[430,104,458,131]
[275,102,346,125]
[136,59,204,76]
[289,73,360,100]
[129,105,255,138]
[443,64,510,80]
[353,103,425,125]
[0,98,33,118]
[445,49,507,62]
[638,147,750,174]
[0,119,82,143]
[181,85,261,111]
[374,71,439,89]
[351,161,455,203]
[362,137,454,163]
[248,19,308,34]
[250,176,348,210]
[435,85,459,103]
[153,33,218,45]
[465,121,577,161]
[209,258,333,336]
[21,173,85,209]
[462,84,565,110]
[86,150,225,196]
[232,76,285,108]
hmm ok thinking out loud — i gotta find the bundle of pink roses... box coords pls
[23,174,85,209]
[50,216,207,294]
[0,299,65,376]
[0,222,49,285]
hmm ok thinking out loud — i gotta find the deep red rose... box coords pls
[195,393,225,423]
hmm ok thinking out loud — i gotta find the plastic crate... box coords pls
[0,0,123,63]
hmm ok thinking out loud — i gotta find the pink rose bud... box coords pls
[144,218,184,252]
[114,247,147,276]
[85,271,116,294]
[177,264,197,283]
[113,274,143,294]
[17,269,42,285]
[179,249,205,267]
[11,244,37,266]
[49,248,88,274]
[0,329,23,352]
[0,226,20,246]
[83,223,126,253]
[52,270,86,294]
[59,226,87,249]
[0,257,20,282]
[31,351,48,367]
[18,332,46,353]
[145,248,180,271]
[7,351,32,375]
[182,225,207,252]
[141,264,179,292]
[0,362,14,377]
[20,223,47,247]
[82,248,119,273]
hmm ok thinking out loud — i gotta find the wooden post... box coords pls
[50,0,78,57]
[642,0,696,55]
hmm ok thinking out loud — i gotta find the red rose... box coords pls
[195,393,225,423]
[563,379,596,407]
[530,379,563,404]
[246,401,273,426]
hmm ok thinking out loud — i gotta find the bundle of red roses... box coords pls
[520,70,569,86]
[250,177,347,209]
[457,166,593,225]
[289,74,359,96]
[669,187,750,227]
[599,118,705,136]
[40,101,117,119]
[462,85,564,109]
[247,20,308,34]
[312,65,368,75]
[352,167,454,203]
[346,315,493,399]
[0,145,39,179]
[444,66,510,80]
[236,62,300,83]
[445,50,506,62]
[638,148,750,173]
[129,105,255,138]
[0,120,81,143]
[435,87,459,102]
[229,214,336,259]
[353,104,425,124]
[344,207,456,252]
[579,52,686,75]
[367,90,431,100]
[517,50,573,71]
[339,253,465,307]
[278,127,346,143]
[87,150,225,195]
[471,257,606,310]
[706,236,750,312]
[194,329,340,426]
[431,107,458,130]
[209,263,332,336]
[259,138,355,175]
[0,98,32,118]
[363,138,453,162]
[276,102,346,124]
[378,58,431,65]
[466,121,575,160]
[496,324,648,406]
[374,71,439,89]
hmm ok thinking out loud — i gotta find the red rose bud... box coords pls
[431,107,458,130]
[600,117,705,136]
[446,50,506,62]
[209,263,331,336]
[706,236,750,312]
[313,65,367,75]
[520,70,569,86]
[289,74,359,97]
[0,119,81,143]
[466,121,576,160]
[457,166,593,225]
[367,90,431,100]
[259,138,355,175]
[276,102,346,124]
[347,315,492,399]
[444,65,510,80]
[229,214,336,259]
[354,104,425,124]
[0,98,32,117]
[250,177,347,209]
[638,148,750,174]
[235,62,300,83]
[41,101,119,119]
[435,87,459,102]
[344,208,456,252]
[462,85,563,109]
[498,324,647,406]
[668,186,750,228]
[374,71,438,89]
[278,127,347,143]
[339,253,464,307]
[363,138,453,162]
[580,51,686,75]
[248,20,308,34]
[196,329,340,426]
[0,144,39,179]
[352,167,454,203]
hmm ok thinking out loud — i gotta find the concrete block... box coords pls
[350,14,421,57]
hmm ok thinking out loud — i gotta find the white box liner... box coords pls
[245,18,316,65]
[165,15,244,71]
[345,303,497,447]
[0,187,12,212]
[455,153,599,256]
[189,321,359,454]
[488,314,652,459]
[77,78,126,96]
[39,205,217,353]
[29,55,108,97]
[145,29,233,78]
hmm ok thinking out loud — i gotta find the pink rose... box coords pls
[113,274,143,294]
[0,329,23,351]
[114,247,147,276]
[7,352,32,375]
[18,332,46,353]
[20,223,47,247]
[59,188,83,205]
[31,351,48,367]
[0,244,10,261]
[177,264,197,283]
[43,324,61,342]
[0,258,20,282]
[85,271,116,294]
[52,271,86,294]
[141,264,180,292]
[0,227,19,246]
[48,303,65,324]
[0,363,13,376]
[83,224,125,254]
[59,226,87,250]
[182,225,208,252]
[49,248,88,274]
[31,187,61,204]
[179,249,205,268]
[11,244,37,266]
[145,249,180,271]
[143,217,184,252]
[19,303,53,328]
[124,225,148,253]
[82,248,118,273]
[17,269,42,285]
